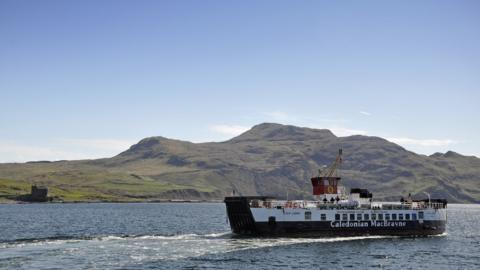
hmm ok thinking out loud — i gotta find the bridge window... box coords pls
[357,213,362,220]
[371,213,377,220]
[305,211,312,220]
[321,213,326,221]
[335,214,340,220]
[412,213,417,220]
[364,213,369,220]
[405,213,410,220]
[399,214,404,220]
[392,214,397,220]
[350,214,355,220]
[378,214,383,220]
[342,213,348,220]
[385,214,390,220]
[419,212,424,219]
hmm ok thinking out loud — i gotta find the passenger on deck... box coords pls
[330,197,335,203]
[323,198,328,204]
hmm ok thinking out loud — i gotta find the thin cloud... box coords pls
[360,111,372,116]
[210,125,250,136]
[0,142,91,162]
[387,137,457,147]
[60,139,135,152]
[329,127,368,137]
[0,138,136,163]
[262,111,298,122]
[263,111,348,125]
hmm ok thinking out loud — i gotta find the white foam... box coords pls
[430,232,448,237]
[222,235,396,251]
[96,235,125,241]
[203,231,233,238]
[0,233,400,262]
[134,233,201,240]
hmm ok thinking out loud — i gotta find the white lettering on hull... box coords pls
[330,221,407,228]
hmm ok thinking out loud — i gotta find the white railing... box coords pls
[250,199,446,210]
[250,200,319,209]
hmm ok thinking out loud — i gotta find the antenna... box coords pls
[423,192,431,204]
[320,149,343,178]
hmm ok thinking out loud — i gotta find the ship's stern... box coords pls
[224,196,273,235]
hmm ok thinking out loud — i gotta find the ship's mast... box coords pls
[311,149,343,198]
[320,149,342,178]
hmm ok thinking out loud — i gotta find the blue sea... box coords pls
[0,203,479,269]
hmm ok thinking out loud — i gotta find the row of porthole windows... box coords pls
[333,212,424,221]
[304,212,424,221]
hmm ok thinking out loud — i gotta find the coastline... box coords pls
[0,199,225,204]
[1,199,478,205]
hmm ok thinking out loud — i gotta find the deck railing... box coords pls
[249,199,446,210]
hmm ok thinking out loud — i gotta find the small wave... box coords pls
[429,232,448,237]
[0,235,93,245]
[0,237,87,249]
[0,235,92,245]
[203,231,233,238]
[122,231,232,241]
[0,231,234,248]
[134,233,200,240]
[95,235,126,241]
[227,235,396,249]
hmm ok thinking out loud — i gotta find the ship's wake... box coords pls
[0,231,450,269]
[1,232,397,254]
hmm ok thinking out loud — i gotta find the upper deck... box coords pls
[248,198,447,211]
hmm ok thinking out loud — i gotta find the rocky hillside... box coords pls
[1,123,479,203]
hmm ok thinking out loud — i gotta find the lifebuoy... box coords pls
[327,186,334,193]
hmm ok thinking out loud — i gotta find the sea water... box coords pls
[0,203,478,269]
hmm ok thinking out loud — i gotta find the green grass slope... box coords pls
[0,123,479,203]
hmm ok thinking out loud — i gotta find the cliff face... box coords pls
[1,123,479,203]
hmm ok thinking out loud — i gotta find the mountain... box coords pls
[1,123,479,203]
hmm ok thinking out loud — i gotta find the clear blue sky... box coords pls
[1,0,479,162]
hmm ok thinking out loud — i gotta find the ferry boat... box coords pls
[224,150,447,236]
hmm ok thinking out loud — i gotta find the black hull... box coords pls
[225,197,446,237]
[250,220,446,237]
